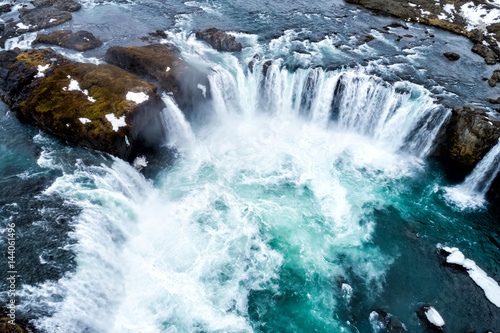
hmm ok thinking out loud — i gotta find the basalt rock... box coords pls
[443,52,460,61]
[472,44,497,65]
[488,70,500,87]
[0,4,11,15]
[105,44,210,115]
[33,30,103,51]
[433,107,500,177]
[370,309,406,333]
[0,48,165,160]
[19,6,72,30]
[195,28,242,52]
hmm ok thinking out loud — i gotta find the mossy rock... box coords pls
[0,317,23,333]
[33,30,103,51]
[0,48,165,160]
[105,44,210,116]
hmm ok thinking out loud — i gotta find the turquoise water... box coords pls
[1,0,500,332]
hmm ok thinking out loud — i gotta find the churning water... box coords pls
[1,0,499,332]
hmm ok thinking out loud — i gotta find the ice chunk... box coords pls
[425,307,445,327]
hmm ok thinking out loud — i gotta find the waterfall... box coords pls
[160,93,196,149]
[444,140,500,208]
[460,140,500,194]
[205,61,450,158]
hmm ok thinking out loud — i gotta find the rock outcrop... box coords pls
[0,48,165,160]
[33,30,103,51]
[195,28,242,52]
[433,107,500,176]
[1,0,81,48]
[105,44,210,115]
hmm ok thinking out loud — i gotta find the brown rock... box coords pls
[472,44,497,65]
[443,52,460,61]
[33,30,103,51]
[488,70,500,87]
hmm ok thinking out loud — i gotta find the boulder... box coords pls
[105,44,210,114]
[365,34,375,42]
[0,20,20,48]
[471,43,497,65]
[195,28,242,52]
[0,4,11,15]
[0,48,165,160]
[443,52,460,61]
[33,30,103,51]
[417,306,445,331]
[433,107,500,176]
[488,70,500,87]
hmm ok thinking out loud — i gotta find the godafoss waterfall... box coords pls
[1,0,500,332]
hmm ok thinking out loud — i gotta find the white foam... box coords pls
[105,114,127,131]
[126,91,149,104]
[440,245,500,307]
[79,118,91,124]
[125,135,130,146]
[341,283,353,302]
[425,307,445,327]
[132,156,147,169]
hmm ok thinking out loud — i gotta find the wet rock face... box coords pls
[33,30,103,51]
[105,44,211,115]
[433,107,500,176]
[0,49,165,160]
[195,28,242,52]
[19,6,72,30]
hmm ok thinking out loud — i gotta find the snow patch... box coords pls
[16,22,29,30]
[425,307,445,327]
[197,83,207,98]
[88,96,96,103]
[126,92,149,104]
[49,18,56,23]
[408,2,417,7]
[79,118,91,125]
[35,64,50,78]
[166,67,171,72]
[439,245,500,307]
[460,2,500,30]
[105,114,127,132]
[125,136,130,146]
